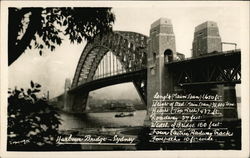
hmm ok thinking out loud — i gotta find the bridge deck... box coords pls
[166,50,241,86]
[167,49,240,65]
[70,50,241,93]
[69,69,147,94]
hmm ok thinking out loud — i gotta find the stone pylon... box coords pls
[192,21,222,57]
[145,18,177,126]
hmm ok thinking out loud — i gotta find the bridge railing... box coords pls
[168,49,241,64]
[92,65,146,81]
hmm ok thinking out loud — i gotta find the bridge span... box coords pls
[53,18,241,122]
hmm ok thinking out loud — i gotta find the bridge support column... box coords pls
[180,84,238,121]
[180,84,223,120]
[222,84,238,120]
[63,92,74,112]
[70,92,89,113]
[145,18,177,126]
[63,78,74,112]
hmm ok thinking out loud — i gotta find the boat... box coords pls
[115,112,134,117]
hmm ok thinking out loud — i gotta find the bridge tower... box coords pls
[192,21,222,57]
[145,18,177,125]
[64,78,71,92]
[192,21,237,119]
[63,78,72,111]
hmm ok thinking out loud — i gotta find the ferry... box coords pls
[115,112,134,117]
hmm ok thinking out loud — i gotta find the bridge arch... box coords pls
[69,31,148,112]
[72,31,148,87]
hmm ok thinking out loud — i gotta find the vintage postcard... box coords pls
[0,1,249,158]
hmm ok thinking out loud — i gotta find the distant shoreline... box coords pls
[57,109,146,114]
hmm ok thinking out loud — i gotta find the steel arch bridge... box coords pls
[68,31,149,112]
[62,31,241,113]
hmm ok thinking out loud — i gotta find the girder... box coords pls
[69,69,147,94]
[71,31,148,88]
[167,50,241,86]
[69,29,241,113]
[133,79,147,105]
[69,31,149,112]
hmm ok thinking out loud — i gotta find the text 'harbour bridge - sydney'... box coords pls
[53,18,241,121]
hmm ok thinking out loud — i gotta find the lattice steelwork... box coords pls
[69,31,148,110]
[167,50,241,86]
[72,31,148,88]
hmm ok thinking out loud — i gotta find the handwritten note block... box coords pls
[149,93,235,144]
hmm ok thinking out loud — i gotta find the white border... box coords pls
[1,1,249,158]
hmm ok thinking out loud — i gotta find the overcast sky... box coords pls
[8,2,248,100]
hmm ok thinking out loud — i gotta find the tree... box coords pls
[8,7,115,66]
[8,81,62,150]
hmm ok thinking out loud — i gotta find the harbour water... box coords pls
[58,102,241,132]
[57,110,147,150]
[56,103,241,150]
[59,110,147,130]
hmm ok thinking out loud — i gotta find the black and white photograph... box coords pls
[0,1,249,158]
